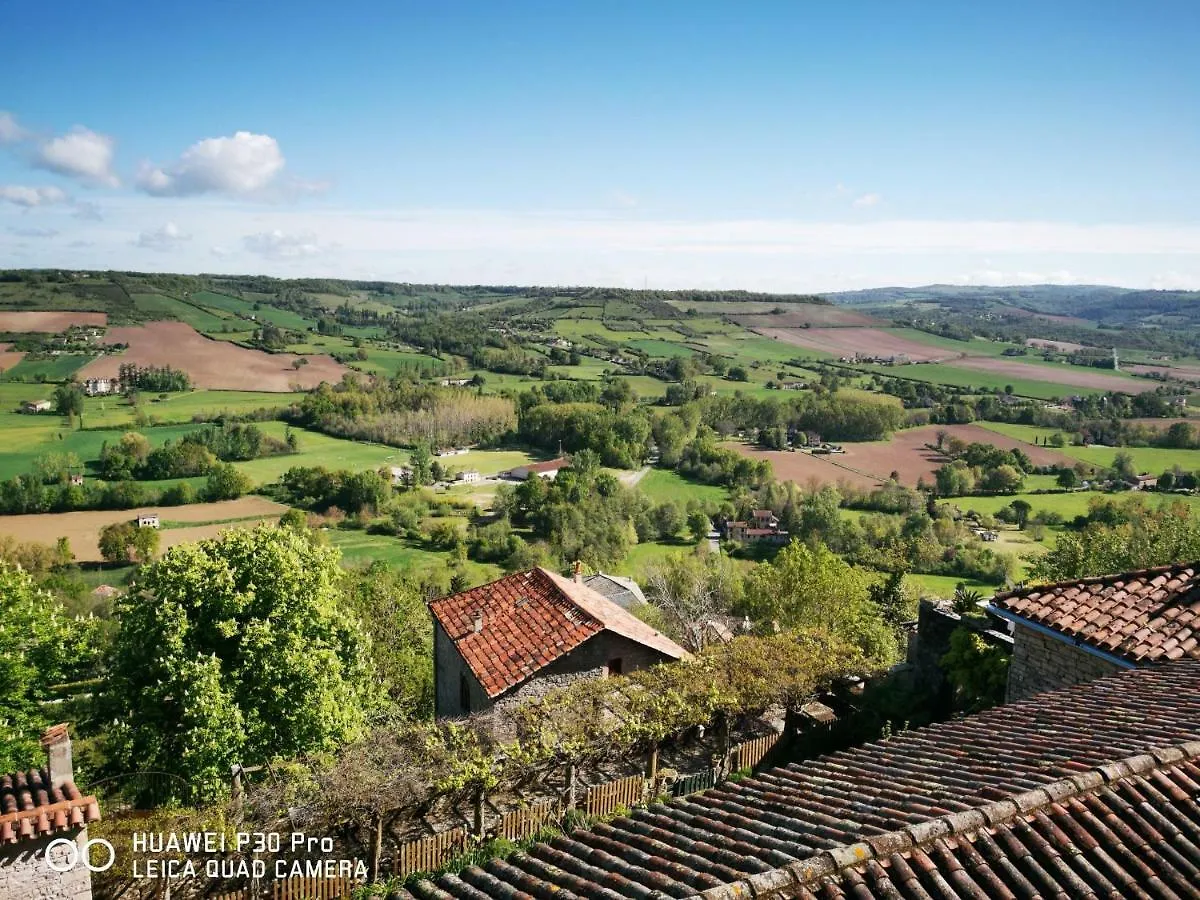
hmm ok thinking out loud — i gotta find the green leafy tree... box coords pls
[941,628,1009,712]
[98,521,138,564]
[742,541,898,664]
[0,562,99,770]
[1056,468,1078,489]
[1009,499,1032,529]
[53,383,84,418]
[687,510,713,544]
[410,441,433,486]
[100,525,378,802]
[131,524,160,563]
[204,462,252,501]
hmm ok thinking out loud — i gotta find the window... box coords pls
[607,658,623,677]
[459,673,470,712]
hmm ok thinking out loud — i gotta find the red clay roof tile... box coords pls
[429,568,686,698]
[0,767,100,846]
[993,560,1200,663]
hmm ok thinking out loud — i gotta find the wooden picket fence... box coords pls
[584,774,645,817]
[393,826,468,878]
[730,732,779,772]
[497,798,560,841]
[670,767,717,797]
[209,878,355,900]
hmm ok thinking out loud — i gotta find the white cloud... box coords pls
[210,245,231,258]
[134,222,191,251]
[242,229,325,260]
[136,131,287,197]
[0,185,69,208]
[9,226,58,239]
[35,127,119,187]
[0,111,28,144]
[853,192,882,208]
[72,200,104,221]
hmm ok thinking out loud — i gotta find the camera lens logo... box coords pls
[45,837,115,873]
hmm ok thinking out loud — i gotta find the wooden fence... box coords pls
[497,798,559,842]
[209,878,356,900]
[731,732,779,772]
[670,768,717,797]
[393,826,468,879]
[584,774,645,817]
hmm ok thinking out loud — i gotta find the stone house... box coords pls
[0,724,101,900]
[21,400,53,414]
[455,469,481,484]
[988,560,1200,702]
[429,567,687,719]
[135,513,159,529]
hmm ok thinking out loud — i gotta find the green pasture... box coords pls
[81,390,304,428]
[624,339,699,358]
[326,528,502,584]
[976,422,1200,475]
[941,489,1200,521]
[856,362,1100,400]
[191,291,317,333]
[131,294,231,332]
[905,573,997,596]
[637,468,729,505]
[0,354,94,383]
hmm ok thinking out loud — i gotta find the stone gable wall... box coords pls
[1006,624,1122,702]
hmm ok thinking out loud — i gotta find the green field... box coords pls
[942,489,1200,520]
[906,573,996,597]
[638,468,728,505]
[977,422,1200,475]
[190,291,317,333]
[857,362,1101,400]
[624,339,700,358]
[326,528,502,585]
[131,293,232,333]
[0,354,94,382]
[82,390,304,428]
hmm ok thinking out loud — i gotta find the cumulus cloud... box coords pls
[35,127,119,187]
[0,111,28,144]
[242,229,325,260]
[0,185,69,208]
[136,131,287,197]
[134,222,191,251]
[853,193,882,208]
[9,226,59,239]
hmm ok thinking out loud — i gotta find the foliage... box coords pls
[99,525,379,802]
[98,521,159,564]
[742,541,901,663]
[0,561,100,771]
[643,551,744,650]
[940,628,1009,712]
[1029,497,1200,582]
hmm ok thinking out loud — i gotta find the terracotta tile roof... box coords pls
[0,767,100,846]
[402,659,1200,898]
[992,560,1200,663]
[429,568,686,698]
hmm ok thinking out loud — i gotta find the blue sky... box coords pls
[2,1,1198,290]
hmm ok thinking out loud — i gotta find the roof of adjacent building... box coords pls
[583,572,647,609]
[520,458,570,474]
[992,560,1200,663]
[394,659,1200,899]
[0,767,100,846]
[429,568,686,698]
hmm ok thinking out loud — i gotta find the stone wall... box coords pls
[434,622,674,721]
[1006,624,1123,702]
[0,831,93,900]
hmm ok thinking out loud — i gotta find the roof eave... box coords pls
[987,604,1139,670]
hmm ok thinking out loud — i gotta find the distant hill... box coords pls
[824,283,1200,326]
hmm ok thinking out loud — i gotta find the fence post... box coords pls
[565,762,577,811]
[645,744,659,803]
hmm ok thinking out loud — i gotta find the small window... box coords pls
[459,673,470,712]
[607,658,623,677]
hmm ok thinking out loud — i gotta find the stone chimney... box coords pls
[473,611,483,633]
[40,723,74,789]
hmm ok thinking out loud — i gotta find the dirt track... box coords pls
[78,321,348,391]
[0,497,288,562]
[0,311,108,331]
[753,327,958,362]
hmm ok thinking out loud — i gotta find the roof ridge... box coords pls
[993,559,1200,600]
[698,739,1200,899]
[531,566,602,628]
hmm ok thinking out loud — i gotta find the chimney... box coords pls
[473,611,483,633]
[572,560,582,584]
[40,724,74,790]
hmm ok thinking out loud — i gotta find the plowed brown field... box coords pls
[0,311,107,331]
[0,497,288,562]
[753,327,959,362]
[950,357,1147,392]
[0,343,24,372]
[731,424,1075,489]
[79,321,347,390]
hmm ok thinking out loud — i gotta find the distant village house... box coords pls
[506,458,570,481]
[83,377,119,397]
[135,513,160,529]
[21,399,52,413]
[456,469,481,484]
